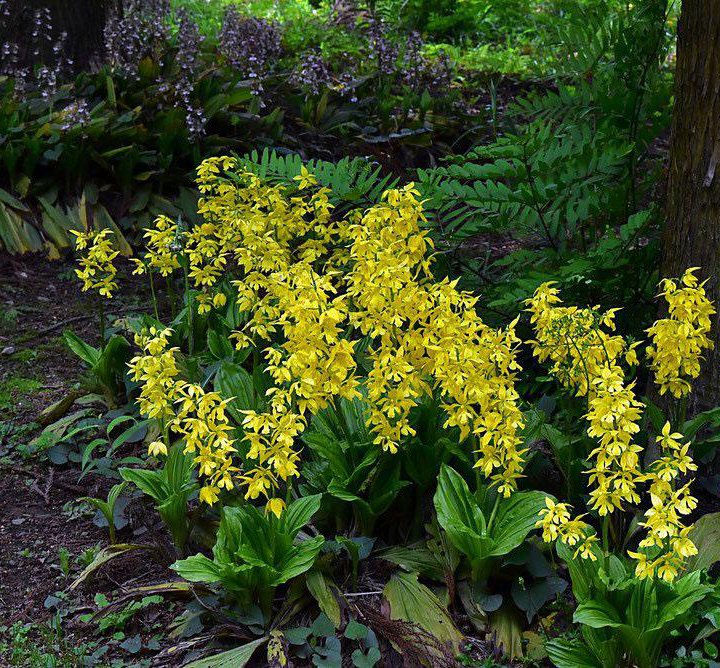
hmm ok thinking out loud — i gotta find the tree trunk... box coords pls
[661,0,720,412]
[0,0,117,72]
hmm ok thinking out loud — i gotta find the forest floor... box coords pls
[0,255,182,666]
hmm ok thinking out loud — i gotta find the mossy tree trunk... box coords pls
[0,0,117,72]
[661,0,720,411]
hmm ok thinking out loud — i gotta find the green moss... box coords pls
[0,307,19,333]
[10,349,37,363]
[0,376,43,411]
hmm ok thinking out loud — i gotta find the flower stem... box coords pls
[166,276,176,318]
[487,493,501,531]
[602,515,610,555]
[183,262,194,356]
[149,272,160,323]
[99,298,106,349]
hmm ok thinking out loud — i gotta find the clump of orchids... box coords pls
[78,157,527,516]
[530,268,714,582]
[73,155,715,587]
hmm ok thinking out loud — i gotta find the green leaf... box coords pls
[106,74,117,107]
[120,467,167,502]
[383,571,463,651]
[555,539,598,603]
[214,360,257,420]
[683,407,720,439]
[367,459,408,515]
[282,494,322,538]
[488,490,547,556]
[488,603,524,660]
[79,496,112,525]
[433,465,489,561]
[158,492,192,550]
[352,647,380,668]
[165,442,197,492]
[0,186,29,211]
[0,203,43,253]
[92,334,131,392]
[285,626,312,645]
[546,638,602,668]
[656,570,712,628]
[69,544,146,591]
[81,438,108,474]
[306,571,341,628]
[686,512,720,571]
[107,481,128,510]
[311,613,336,637]
[107,414,135,436]
[511,575,567,622]
[574,600,623,629]
[171,554,223,584]
[110,420,149,452]
[379,544,445,580]
[184,637,267,668]
[344,620,369,641]
[207,329,234,361]
[278,536,325,583]
[304,432,354,480]
[63,330,101,366]
[93,204,132,257]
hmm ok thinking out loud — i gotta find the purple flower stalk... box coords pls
[218,10,282,95]
[104,0,171,76]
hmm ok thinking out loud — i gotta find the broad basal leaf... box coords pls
[282,494,322,538]
[306,571,341,628]
[574,600,623,629]
[686,512,720,572]
[488,490,547,556]
[277,536,325,583]
[184,637,267,668]
[171,554,224,584]
[434,465,490,560]
[546,638,602,668]
[383,571,462,651]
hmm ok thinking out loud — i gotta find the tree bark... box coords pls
[662,0,720,411]
[0,0,117,72]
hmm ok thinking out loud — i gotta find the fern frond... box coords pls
[238,149,398,212]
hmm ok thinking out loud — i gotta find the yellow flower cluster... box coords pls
[629,422,698,581]
[646,268,715,398]
[237,261,360,492]
[537,498,599,561]
[343,186,525,495]
[527,283,643,515]
[530,283,708,582]
[191,160,354,511]
[173,384,238,505]
[127,327,237,505]
[127,327,182,421]
[188,159,526,502]
[71,228,119,298]
[131,215,181,277]
[190,158,336,320]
